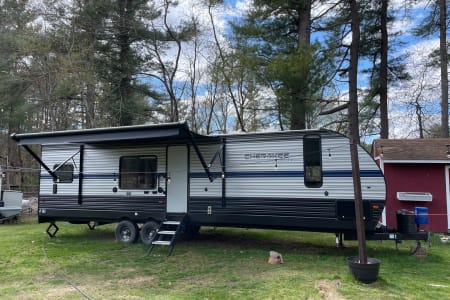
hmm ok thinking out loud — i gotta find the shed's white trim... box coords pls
[381,160,450,164]
[445,165,450,231]
[378,158,387,225]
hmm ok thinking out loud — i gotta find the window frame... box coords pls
[303,134,323,188]
[119,155,158,190]
[53,163,74,183]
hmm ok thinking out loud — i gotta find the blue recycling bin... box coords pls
[415,206,429,225]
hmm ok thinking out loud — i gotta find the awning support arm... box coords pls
[186,130,214,182]
[208,144,224,170]
[22,145,57,180]
[78,145,84,205]
[53,149,81,172]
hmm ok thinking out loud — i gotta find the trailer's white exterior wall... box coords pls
[40,144,168,197]
[189,144,222,198]
[187,132,385,201]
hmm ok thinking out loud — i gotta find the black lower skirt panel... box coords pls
[38,195,384,234]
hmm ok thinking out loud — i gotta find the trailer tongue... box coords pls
[338,208,431,251]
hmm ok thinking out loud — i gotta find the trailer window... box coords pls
[303,135,322,188]
[119,156,157,190]
[53,163,74,183]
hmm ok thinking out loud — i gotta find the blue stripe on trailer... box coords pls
[324,170,383,177]
[225,171,303,178]
[41,172,167,179]
[190,170,383,178]
[41,170,383,180]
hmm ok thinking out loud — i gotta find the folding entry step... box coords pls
[147,214,186,256]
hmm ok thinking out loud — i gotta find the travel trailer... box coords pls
[12,122,388,251]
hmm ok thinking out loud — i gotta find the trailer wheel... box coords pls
[115,220,138,244]
[140,221,158,245]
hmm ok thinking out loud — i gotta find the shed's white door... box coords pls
[166,145,188,213]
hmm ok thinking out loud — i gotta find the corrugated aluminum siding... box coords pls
[189,143,223,197]
[40,130,385,202]
[219,131,385,200]
[40,144,167,197]
[40,145,81,195]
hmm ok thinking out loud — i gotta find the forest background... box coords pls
[0,0,449,190]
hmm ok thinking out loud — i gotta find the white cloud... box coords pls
[141,1,230,88]
[387,38,441,138]
[234,0,253,15]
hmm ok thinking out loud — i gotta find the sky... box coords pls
[384,1,443,139]
[145,0,445,138]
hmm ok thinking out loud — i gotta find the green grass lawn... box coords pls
[0,216,449,299]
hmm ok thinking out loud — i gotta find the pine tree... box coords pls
[92,0,154,126]
[231,0,327,130]
[0,0,38,185]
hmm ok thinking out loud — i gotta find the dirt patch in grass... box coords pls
[42,286,75,299]
[100,275,156,288]
[180,274,229,289]
[183,274,214,284]
[117,275,156,285]
[315,279,345,300]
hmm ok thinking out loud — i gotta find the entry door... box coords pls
[166,145,188,213]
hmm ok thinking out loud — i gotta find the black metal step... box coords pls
[158,230,176,235]
[163,221,180,225]
[147,213,186,256]
[152,240,171,246]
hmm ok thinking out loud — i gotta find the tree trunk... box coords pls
[348,0,367,264]
[291,1,312,130]
[379,0,389,139]
[440,0,449,137]
[85,82,96,128]
[208,2,246,131]
[416,101,424,138]
[117,0,133,126]
[83,0,97,129]
[6,104,21,189]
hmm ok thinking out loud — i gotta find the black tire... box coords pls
[140,221,159,245]
[115,220,138,244]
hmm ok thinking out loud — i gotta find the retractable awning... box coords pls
[11,122,216,145]
[11,122,220,182]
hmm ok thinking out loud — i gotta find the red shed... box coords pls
[372,139,450,233]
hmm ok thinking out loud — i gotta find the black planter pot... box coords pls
[346,256,381,284]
